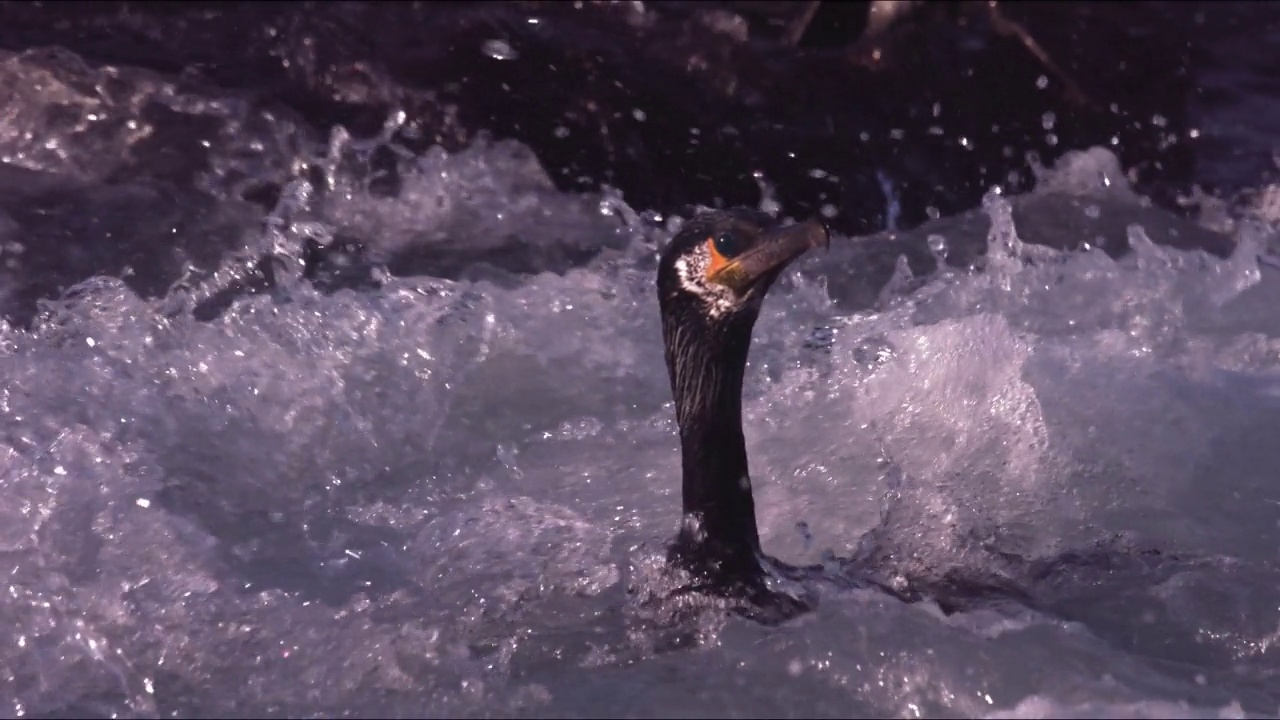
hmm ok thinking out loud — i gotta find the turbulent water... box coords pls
[1,37,1280,720]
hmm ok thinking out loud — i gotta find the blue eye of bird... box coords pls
[713,232,741,258]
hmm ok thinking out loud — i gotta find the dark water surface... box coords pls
[1,1,1275,225]
[0,0,1276,325]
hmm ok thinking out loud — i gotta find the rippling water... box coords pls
[1,5,1279,719]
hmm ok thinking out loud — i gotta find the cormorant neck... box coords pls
[663,309,764,585]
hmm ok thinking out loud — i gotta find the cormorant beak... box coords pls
[708,221,829,293]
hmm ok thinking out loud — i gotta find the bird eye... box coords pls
[712,232,741,259]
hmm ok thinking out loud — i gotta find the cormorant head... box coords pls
[657,209,828,327]
[657,209,828,428]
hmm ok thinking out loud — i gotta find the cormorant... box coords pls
[654,208,1039,624]
[656,208,830,622]
[654,208,1189,627]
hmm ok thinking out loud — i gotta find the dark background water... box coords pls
[2,1,1276,231]
[0,0,1276,326]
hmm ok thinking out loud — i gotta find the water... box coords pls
[1,35,1280,720]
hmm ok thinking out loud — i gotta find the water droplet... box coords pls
[1036,75,1049,89]
[1041,111,1056,130]
[928,234,948,260]
[631,108,646,122]
[497,443,524,479]
[754,173,781,216]
[878,255,915,302]
[553,126,570,139]
[482,39,519,61]
[819,203,838,219]
[877,171,900,231]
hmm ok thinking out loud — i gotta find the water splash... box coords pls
[0,52,1278,717]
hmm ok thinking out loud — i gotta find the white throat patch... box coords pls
[673,244,739,319]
